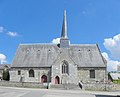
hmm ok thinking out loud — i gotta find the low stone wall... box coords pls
[50,84,80,90]
[114,84,120,90]
[0,81,47,89]
[83,83,116,91]
[0,81,117,91]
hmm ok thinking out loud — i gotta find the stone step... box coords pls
[50,84,81,90]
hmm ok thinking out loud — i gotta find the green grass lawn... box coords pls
[113,80,120,84]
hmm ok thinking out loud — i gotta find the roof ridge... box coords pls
[70,44,96,46]
[19,43,57,45]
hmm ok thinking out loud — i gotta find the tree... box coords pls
[2,69,10,81]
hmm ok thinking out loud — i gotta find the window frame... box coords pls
[90,70,95,78]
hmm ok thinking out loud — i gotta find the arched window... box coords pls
[62,60,69,74]
[29,69,34,77]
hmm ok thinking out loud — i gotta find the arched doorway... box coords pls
[55,76,60,84]
[41,75,47,83]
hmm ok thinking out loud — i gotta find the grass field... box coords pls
[113,80,120,84]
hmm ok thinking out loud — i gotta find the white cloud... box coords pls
[102,52,109,60]
[104,34,120,60]
[0,53,7,64]
[102,52,120,71]
[52,38,60,44]
[7,31,18,37]
[0,26,4,33]
[0,26,19,37]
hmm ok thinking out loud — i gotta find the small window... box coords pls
[90,70,95,78]
[29,69,34,77]
[18,70,21,75]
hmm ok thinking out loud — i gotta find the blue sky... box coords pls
[0,0,120,71]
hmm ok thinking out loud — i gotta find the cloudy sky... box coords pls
[0,0,120,71]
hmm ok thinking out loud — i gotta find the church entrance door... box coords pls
[55,76,60,84]
[41,75,47,83]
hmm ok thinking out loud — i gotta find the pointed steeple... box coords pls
[60,10,70,48]
[61,10,68,39]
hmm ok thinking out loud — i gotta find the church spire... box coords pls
[61,10,68,39]
[60,10,69,48]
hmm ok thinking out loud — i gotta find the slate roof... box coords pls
[109,73,120,80]
[11,43,106,68]
[0,64,10,70]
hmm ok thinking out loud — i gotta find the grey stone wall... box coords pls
[51,49,78,84]
[10,68,51,83]
[0,81,47,88]
[78,67,107,83]
[50,83,116,91]
[52,62,78,84]
[0,81,116,91]
[83,83,115,91]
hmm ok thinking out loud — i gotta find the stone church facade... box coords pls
[10,10,107,85]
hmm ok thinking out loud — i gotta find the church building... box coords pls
[10,10,107,85]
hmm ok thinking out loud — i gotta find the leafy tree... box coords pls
[2,69,10,81]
